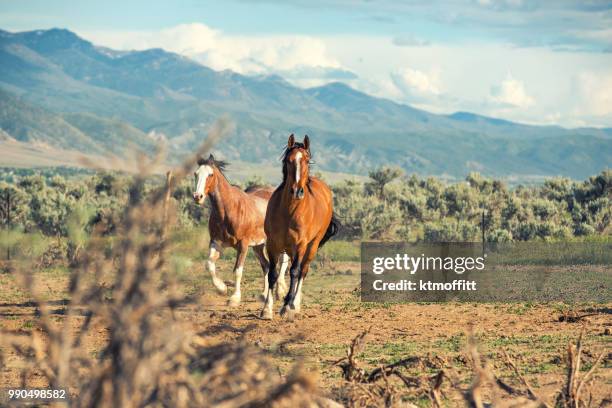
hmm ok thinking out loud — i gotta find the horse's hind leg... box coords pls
[253,245,269,302]
[228,242,249,307]
[207,242,226,294]
[275,253,289,300]
[260,248,279,320]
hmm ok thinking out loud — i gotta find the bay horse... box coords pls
[193,154,288,307]
[261,134,339,320]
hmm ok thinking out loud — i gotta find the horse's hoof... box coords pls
[260,309,273,320]
[227,296,241,308]
[213,281,227,295]
[282,308,297,321]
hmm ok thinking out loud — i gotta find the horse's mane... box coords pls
[197,154,236,189]
[198,155,229,172]
[280,143,311,184]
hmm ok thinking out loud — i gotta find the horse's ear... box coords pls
[288,134,295,148]
[209,153,215,160]
[197,156,205,166]
[303,135,310,152]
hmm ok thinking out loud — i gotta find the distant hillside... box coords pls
[0,28,610,180]
[61,112,155,154]
[0,89,154,156]
[0,89,99,152]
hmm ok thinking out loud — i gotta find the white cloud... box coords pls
[490,74,534,108]
[572,28,612,42]
[390,67,441,100]
[573,72,612,117]
[80,23,344,80]
[392,35,430,47]
[475,0,526,9]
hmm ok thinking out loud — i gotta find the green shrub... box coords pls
[1,167,610,244]
[423,219,479,242]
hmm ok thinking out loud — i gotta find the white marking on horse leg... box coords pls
[228,265,243,307]
[261,288,274,320]
[261,268,269,302]
[208,246,226,294]
[293,277,304,313]
[275,253,289,300]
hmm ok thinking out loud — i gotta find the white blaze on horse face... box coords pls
[195,165,213,197]
[294,152,302,183]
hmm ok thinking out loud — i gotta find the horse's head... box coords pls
[283,134,311,200]
[193,154,226,204]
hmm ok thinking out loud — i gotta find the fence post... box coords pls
[162,170,173,241]
[5,190,10,261]
[481,209,486,256]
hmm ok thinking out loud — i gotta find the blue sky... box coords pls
[0,1,475,36]
[2,0,612,127]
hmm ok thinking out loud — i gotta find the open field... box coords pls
[1,232,610,406]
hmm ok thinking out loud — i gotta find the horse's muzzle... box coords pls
[293,187,305,200]
[193,192,204,203]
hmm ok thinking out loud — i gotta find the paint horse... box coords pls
[193,155,288,306]
[261,135,339,320]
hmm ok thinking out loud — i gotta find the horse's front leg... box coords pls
[281,242,317,320]
[228,242,249,307]
[292,262,309,313]
[275,253,290,300]
[280,250,304,320]
[207,243,226,294]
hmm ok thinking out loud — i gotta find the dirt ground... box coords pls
[1,257,611,406]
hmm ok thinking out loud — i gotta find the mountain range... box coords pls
[1,27,610,180]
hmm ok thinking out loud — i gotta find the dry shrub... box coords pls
[555,330,606,408]
[0,118,329,407]
[465,329,606,408]
[333,327,445,407]
[334,328,608,408]
[464,332,547,408]
[37,239,68,268]
[557,310,598,323]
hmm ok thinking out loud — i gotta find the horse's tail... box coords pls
[319,212,340,248]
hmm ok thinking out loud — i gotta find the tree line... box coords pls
[1,167,610,243]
